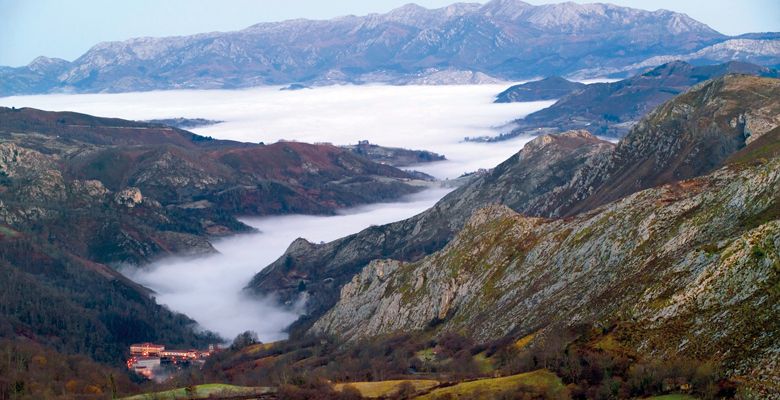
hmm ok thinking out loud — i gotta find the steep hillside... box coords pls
[546,74,780,217]
[248,131,614,328]
[0,0,733,95]
[313,150,780,391]
[249,74,780,336]
[489,61,779,139]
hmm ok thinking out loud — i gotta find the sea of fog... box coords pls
[0,84,553,179]
[1,84,557,342]
[124,188,452,341]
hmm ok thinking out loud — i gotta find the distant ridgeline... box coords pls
[2,0,780,95]
[143,117,222,130]
[476,61,780,140]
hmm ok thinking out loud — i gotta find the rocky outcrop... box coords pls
[247,130,614,327]
[313,154,780,389]
[250,74,780,338]
[545,74,780,217]
[114,187,143,208]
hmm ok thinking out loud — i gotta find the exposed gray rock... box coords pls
[313,157,780,389]
[247,130,614,328]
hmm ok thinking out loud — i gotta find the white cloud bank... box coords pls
[125,188,452,342]
[0,84,552,179]
[2,84,556,341]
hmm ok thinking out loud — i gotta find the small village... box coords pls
[126,342,218,380]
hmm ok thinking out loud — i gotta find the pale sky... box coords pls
[1,0,778,67]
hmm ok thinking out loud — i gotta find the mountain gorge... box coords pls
[5,0,778,95]
[236,74,780,397]
[248,130,615,325]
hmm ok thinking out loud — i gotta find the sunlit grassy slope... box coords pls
[121,383,272,399]
[418,369,564,399]
[333,380,440,398]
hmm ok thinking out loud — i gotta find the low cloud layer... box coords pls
[0,84,551,179]
[3,84,554,341]
[125,188,452,342]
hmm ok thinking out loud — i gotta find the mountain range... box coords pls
[1,73,779,399]
[1,0,779,95]
[2,2,780,397]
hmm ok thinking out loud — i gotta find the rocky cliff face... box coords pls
[0,0,735,95]
[249,75,779,333]
[248,130,614,327]
[545,74,780,217]
[313,151,780,389]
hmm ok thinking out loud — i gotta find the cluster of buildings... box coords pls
[126,342,217,379]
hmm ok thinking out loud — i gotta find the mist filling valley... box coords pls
[124,188,453,342]
[1,84,553,342]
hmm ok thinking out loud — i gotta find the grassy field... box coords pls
[0,225,19,238]
[242,341,278,355]
[120,383,273,399]
[473,353,495,374]
[418,369,564,399]
[643,395,698,400]
[514,333,535,350]
[333,380,440,398]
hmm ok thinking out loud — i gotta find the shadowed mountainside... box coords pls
[486,61,780,139]
[494,76,586,103]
